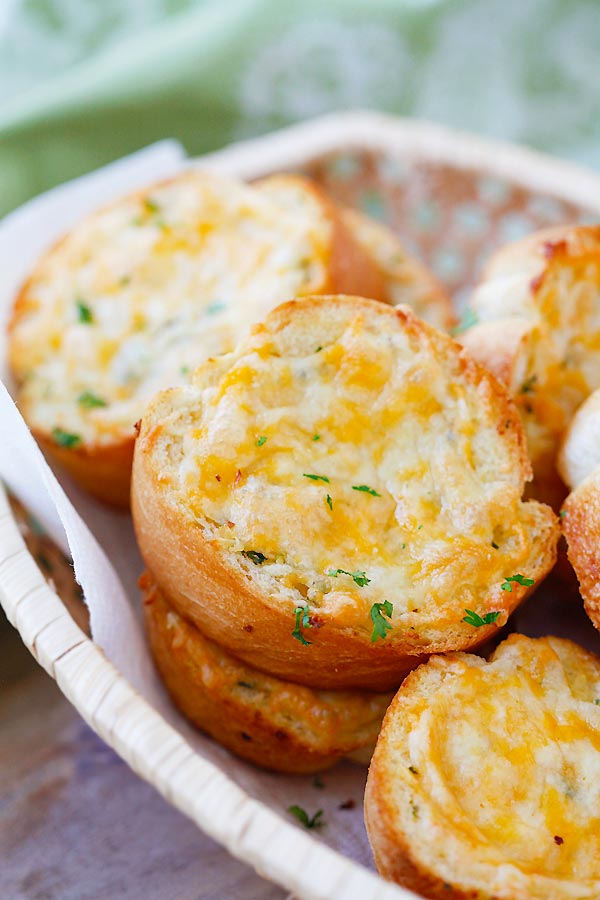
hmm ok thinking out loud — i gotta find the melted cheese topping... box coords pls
[9,172,333,445]
[471,230,600,490]
[385,636,600,897]
[152,298,552,644]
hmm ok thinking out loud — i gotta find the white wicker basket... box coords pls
[3,112,600,899]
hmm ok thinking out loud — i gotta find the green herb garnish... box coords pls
[312,434,321,442]
[594,699,600,706]
[352,484,380,497]
[501,574,535,592]
[315,346,323,353]
[520,374,538,395]
[559,510,567,518]
[75,300,93,324]
[303,473,330,483]
[256,435,267,447]
[328,568,370,587]
[292,605,312,646]
[462,609,501,627]
[51,427,81,449]
[288,805,324,829]
[241,550,267,565]
[491,541,499,549]
[326,493,333,511]
[143,197,160,214]
[450,309,478,336]
[77,391,107,409]
[370,600,393,642]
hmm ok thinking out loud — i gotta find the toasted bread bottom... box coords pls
[141,573,391,774]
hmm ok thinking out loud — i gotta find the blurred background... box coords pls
[1,0,600,216]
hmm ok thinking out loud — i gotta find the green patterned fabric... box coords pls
[1,0,600,216]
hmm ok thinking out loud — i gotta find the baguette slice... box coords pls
[142,572,391,774]
[460,225,600,506]
[256,174,454,331]
[132,295,558,691]
[365,634,600,899]
[8,171,386,506]
[559,394,600,633]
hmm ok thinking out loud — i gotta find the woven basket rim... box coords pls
[4,111,600,899]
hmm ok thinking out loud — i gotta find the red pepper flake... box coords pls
[133,419,141,436]
[308,615,323,628]
[529,272,545,293]
[543,239,567,259]
[243,624,254,633]
[143,595,155,606]
[235,469,243,485]
[226,520,235,528]
[339,799,356,810]
[215,474,221,482]
[554,835,564,846]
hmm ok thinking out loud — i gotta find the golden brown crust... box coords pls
[562,471,600,633]
[9,171,388,507]
[132,295,558,691]
[141,572,391,773]
[365,634,600,899]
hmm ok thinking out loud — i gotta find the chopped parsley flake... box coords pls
[303,473,330,483]
[312,434,321,442]
[52,427,81,448]
[408,766,419,776]
[288,805,324,829]
[328,568,370,587]
[326,493,333,511]
[520,374,538,394]
[501,574,535,592]
[352,484,381,497]
[315,346,323,353]
[559,510,567,518]
[450,309,478,336]
[256,435,267,447]
[77,391,107,409]
[292,605,312,646]
[180,366,190,375]
[143,197,160,214]
[594,699,600,706]
[370,600,393,642]
[491,541,499,549]
[75,300,93,323]
[463,609,501,627]
[241,550,266,565]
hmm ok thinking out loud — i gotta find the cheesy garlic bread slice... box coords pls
[558,390,600,635]
[132,295,558,691]
[365,634,600,900]
[142,572,391,773]
[460,226,600,506]
[8,171,386,506]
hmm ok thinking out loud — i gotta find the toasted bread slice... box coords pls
[558,388,600,491]
[365,634,600,899]
[558,389,600,628]
[256,174,454,331]
[8,171,386,506]
[141,572,391,774]
[132,295,558,691]
[460,226,600,506]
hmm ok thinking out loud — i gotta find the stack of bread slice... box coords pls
[8,170,451,506]
[132,295,558,772]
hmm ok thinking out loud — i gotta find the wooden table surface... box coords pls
[0,608,287,900]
